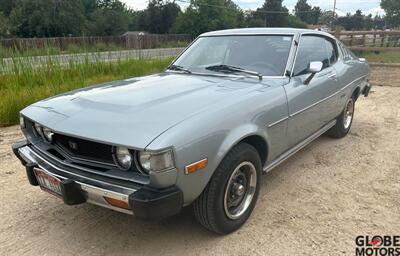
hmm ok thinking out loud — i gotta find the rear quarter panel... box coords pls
[334,51,370,110]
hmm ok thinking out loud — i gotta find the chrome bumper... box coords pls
[17,145,135,214]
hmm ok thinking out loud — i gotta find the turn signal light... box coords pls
[185,158,208,174]
[103,197,130,210]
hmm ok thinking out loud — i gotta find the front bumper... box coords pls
[12,140,183,219]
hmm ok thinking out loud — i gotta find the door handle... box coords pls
[328,72,337,79]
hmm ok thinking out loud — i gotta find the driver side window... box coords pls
[293,35,330,76]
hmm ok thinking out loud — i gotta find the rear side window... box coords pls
[293,35,337,76]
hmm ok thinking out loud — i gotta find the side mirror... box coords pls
[358,58,366,62]
[304,61,323,85]
[308,61,323,73]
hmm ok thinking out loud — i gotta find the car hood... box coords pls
[22,72,287,149]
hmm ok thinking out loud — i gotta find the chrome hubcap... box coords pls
[343,98,354,129]
[224,161,257,220]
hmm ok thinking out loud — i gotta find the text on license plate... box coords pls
[33,168,62,197]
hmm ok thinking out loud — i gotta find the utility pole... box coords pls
[331,0,337,30]
[332,0,337,19]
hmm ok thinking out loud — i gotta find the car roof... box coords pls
[200,27,336,39]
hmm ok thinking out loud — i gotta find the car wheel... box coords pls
[327,96,355,138]
[193,143,261,234]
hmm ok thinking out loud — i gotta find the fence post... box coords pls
[373,33,377,47]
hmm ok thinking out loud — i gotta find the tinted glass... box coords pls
[174,35,293,76]
[293,36,330,76]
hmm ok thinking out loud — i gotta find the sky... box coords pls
[122,0,385,16]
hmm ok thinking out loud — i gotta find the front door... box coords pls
[284,35,341,148]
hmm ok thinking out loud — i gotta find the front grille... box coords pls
[53,134,115,164]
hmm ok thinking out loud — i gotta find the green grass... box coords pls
[356,51,400,63]
[0,57,172,126]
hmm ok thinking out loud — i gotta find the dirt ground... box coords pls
[0,67,399,256]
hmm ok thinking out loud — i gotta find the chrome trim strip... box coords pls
[263,120,337,173]
[290,89,340,117]
[289,75,367,118]
[282,36,296,77]
[267,116,289,128]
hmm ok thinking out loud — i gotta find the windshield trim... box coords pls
[168,33,296,78]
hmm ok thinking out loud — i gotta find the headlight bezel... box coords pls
[42,127,54,143]
[33,123,43,137]
[19,115,25,129]
[113,146,134,171]
[138,148,176,174]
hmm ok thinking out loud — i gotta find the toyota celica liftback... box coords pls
[13,28,371,234]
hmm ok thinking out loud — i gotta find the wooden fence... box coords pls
[331,29,400,52]
[0,33,192,51]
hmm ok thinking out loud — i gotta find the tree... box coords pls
[310,6,321,24]
[0,12,10,38]
[253,0,289,27]
[10,0,86,37]
[294,0,311,23]
[373,15,385,30]
[0,0,15,16]
[319,10,337,28]
[86,1,130,36]
[294,0,320,25]
[173,0,244,36]
[288,15,308,28]
[139,0,181,34]
[381,0,400,28]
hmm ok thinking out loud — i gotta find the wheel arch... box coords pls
[215,124,270,171]
[240,135,268,167]
[352,86,361,101]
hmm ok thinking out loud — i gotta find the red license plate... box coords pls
[33,168,63,198]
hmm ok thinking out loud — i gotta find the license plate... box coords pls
[33,168,62,198]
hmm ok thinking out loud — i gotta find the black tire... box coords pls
[327,96,355,138]
[193,143,262,234]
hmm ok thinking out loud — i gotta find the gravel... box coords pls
[0,67,399,256]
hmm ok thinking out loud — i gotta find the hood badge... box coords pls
[68,141,78,150]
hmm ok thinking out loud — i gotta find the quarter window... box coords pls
[325,39,338,65]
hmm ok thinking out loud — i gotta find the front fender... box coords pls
[148,120,269,206]
[214,123,269,170]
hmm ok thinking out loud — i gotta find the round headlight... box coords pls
[34,123,43,137]
[115,146,132,170]
[19,116,25,128]
[42,127,54,142]
[139,151,152,172]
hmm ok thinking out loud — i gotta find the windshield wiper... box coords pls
[167,64,192,74]
[205,64,262,80]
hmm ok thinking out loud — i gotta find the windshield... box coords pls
[172,35,293,77]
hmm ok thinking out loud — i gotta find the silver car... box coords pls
[13,28,371,234]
